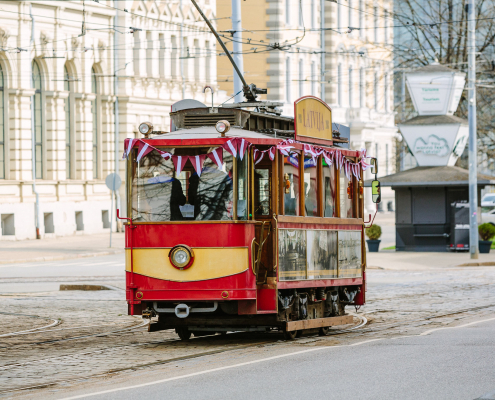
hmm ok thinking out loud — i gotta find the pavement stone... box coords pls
[0,233,125,264]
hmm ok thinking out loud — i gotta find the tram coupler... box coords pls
[142,307,155,319]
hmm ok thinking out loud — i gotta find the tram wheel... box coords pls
[295,330,303,338]
[318,327,330,336]
[283,329,298,340]
[176,328,192,341]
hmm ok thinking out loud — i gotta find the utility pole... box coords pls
[232,0,244,103]
[320,0,325,99]
[113,1,120,231]
[468,0,479,259]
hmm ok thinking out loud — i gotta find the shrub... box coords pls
[365,224,382,240]
[478,223,495,241]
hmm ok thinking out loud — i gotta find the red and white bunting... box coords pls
[189,154,207,177]
[136,141,153,162]
[223,139,237,158]
[172,155,189,175]
[344,160,351,180]
[268,146,276,161]
[277,141,294,156]
[207,148,223,169]
[323,151,333,166]
[123,138,139,159]
[237,138,248,160]
[160,151,172,160]
[253,148,265,165]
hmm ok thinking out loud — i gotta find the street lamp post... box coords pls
[468,0,479,259]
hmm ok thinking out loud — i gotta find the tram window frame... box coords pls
[253,157,272,218]
[339,158,356,219]
[303,155,319,217]
[129,146,237,222]
[282,152,301,216]
[322,159,337,218]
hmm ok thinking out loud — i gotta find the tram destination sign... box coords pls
[294,96,332,144]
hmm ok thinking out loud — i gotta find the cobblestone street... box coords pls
[0,253,494,399]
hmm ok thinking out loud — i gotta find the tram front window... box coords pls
[131,148,234,221]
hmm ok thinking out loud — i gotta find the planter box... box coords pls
[479,240,492,254]
[366,239,381,252]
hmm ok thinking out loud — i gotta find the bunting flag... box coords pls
[123,138,139,159]
[189,154,207,177]
[161,152,172,160]
[208,148,223,169]
[344,160,351,180]
[268,146,276,161]
[223,139,237,158]
[277,141,294,156]
[323,151,333,166]
[253,148,265,165]
[136,141,153,162]
[237,138,248,161]
[359,148,371,171]
[172,155,189,175]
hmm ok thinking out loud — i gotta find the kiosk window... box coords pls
[283,153,300,216]
[323,162,336,217]
[304,156,318,216]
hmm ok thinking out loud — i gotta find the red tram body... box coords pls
[122,96,374,340]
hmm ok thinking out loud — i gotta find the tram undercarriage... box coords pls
[144,285,360,340]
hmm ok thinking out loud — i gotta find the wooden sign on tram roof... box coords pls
[294,96,333,145]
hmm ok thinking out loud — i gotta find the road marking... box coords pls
[58,316,495,400]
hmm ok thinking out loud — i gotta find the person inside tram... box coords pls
[169,177,187,221]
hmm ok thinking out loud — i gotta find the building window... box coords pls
[337,63,342,105]
[384,73,389,111]
[386,143,389,175]
[159,34,165,76]
[133,31,141,75]
[360,67,365,107]
[64,65,72,178]
[311,61,316,95]
[299,59,304,98]
[374,7,378,42]
[359,0,364,37]
[311,0,315,28]
[348,0,353,27]
[348,67,353,107]
[286,0,290,24]
[299,0,304,26]
[337,1,342,29]
[0,63,4,179]
[374,71,378,110]
[205,41,211,83]
[91,67,98,179]
[171,36,177,78]
[32,60,43,179]
[286,58,291,103]
[384,10,389,43]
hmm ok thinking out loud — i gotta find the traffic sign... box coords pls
[105,173,122,191]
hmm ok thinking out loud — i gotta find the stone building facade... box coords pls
[0,0,221,240]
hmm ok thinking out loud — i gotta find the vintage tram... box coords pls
[120,96,379,340]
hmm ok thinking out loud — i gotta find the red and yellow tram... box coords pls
[121,96,378,340]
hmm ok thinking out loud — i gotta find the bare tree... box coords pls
[392,0,495,171]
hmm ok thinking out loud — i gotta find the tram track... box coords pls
[0,305,489,396]
[0,319,149,349]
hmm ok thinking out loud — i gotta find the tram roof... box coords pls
[146,126,359,156]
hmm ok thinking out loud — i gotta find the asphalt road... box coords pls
[57,317,495,400]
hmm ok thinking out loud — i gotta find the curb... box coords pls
[0,249,124,265]
[457,261,495,267]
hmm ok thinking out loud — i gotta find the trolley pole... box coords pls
[232,0,244,103]
[468,0,479,259]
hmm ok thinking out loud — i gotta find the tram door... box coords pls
[253,159,277,312]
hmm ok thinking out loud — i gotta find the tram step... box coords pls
[285,315,354,332]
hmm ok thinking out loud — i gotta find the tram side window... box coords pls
[131,148,234,221]
[304,156,318,216]
[323,161,336,217]
[283,153,300,216]
[340,168,355,218]
[254,168,270,216]
[237,156,248,220]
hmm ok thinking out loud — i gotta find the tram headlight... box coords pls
[215,120,231,136]
[169,245,194,270]
[138,122,153,137]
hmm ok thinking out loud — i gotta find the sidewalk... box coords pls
[0,233,124,264]
[367,250,495,270]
